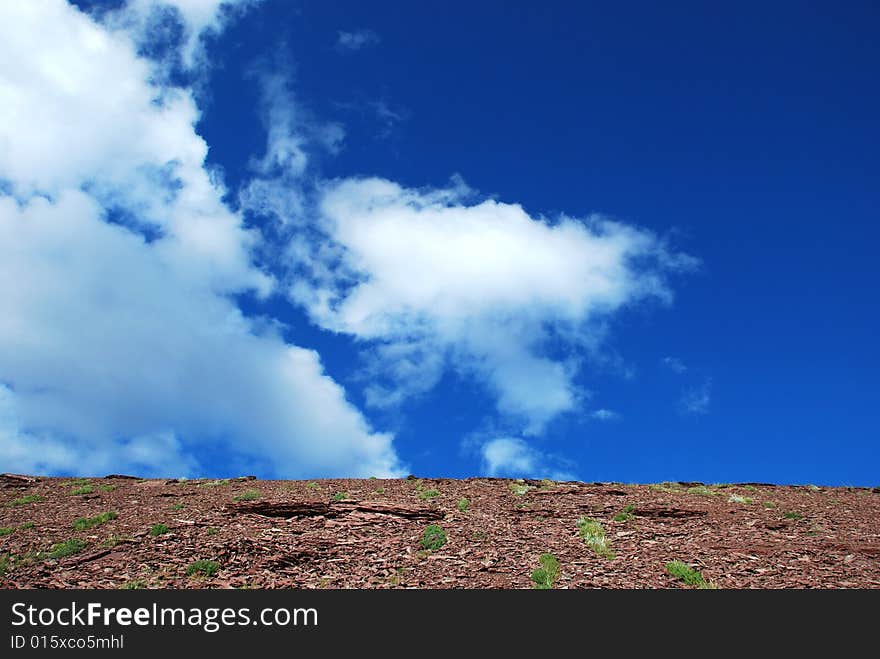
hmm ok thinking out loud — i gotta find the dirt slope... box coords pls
[1,474,878,588]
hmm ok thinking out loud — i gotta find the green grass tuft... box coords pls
[687,486,716,496]
[9,494,43,506]
[150,523,169,536]
[121,579,147,589]
[0,527,13,536]
[577,517,614,559]
[509,481,531,496]
[331,491,348,502]
[71,484,94,496]
[457,497,470,513]
[420,525,447,551]
[530,553,560,589]
[232,489,260,502]
[418,489,441,500]
[728,494,753,504]
[19,522,35,530]
[784,511,803,520]
[666,560,716,588]
[72,511,117,531]
[99,484,117,492]
[48,538,86,559]
[762,501,776,509]
[305,481,319,490]
[186,560,219,578]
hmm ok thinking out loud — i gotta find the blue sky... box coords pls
[0,1,877,485]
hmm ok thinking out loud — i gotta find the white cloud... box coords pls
[0,1,401,477]
[479,437,575,480]
[662,356,687,373]
[288,177,696,434]
[590,409,621,421]
[335,29,380,52]
[680,379,712,415]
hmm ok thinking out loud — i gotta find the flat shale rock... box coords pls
[1,477,878,589]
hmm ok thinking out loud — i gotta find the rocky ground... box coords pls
[1,473,878,588]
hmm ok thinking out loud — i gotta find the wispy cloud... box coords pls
[680,379,712,415]
[335,29,380,52]
[661,356,687,373]
[590,409,621,421]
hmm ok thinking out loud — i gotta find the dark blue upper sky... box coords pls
[187,0,880,484]
[61,1,879,484]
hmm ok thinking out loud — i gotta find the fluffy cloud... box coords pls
[0,1,401,477]
[662,356,687,373]
[289,177,695,434]
[479,437,574,480]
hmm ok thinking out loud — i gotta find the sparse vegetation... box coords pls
[784,512,804,521]
[374,487,385,495]
[19,522,35,530]
[687,486,716,496]
[457,497,469,513]
[530,553,560,589]
[121,579,147,589]
[650,482,682,493]
[763,501,776,508]
[614,504,635,522]
[0,554,8,575]
[199,479,230,487]
[305,481,319,490]
[0,527,13,536]
[420,525,447,551]
[232,489,260,502]
[101,535,129,548]
[99,484,117,492]
[206,527,218,536]
[743,485,758,492]
[10,494,43,506]
[806,484,821,492]
[71,484,94,496]
[331,491,348,502]
[509,481,531,496]
[150,523,170,536]
[170,502,185,510]
[728,495,753,504]
[418,489,441,500]
[577,517,614,559]
[48,538,86,559]
[666,560,716,588]
[186,560,219,578]
[73,511,118,531]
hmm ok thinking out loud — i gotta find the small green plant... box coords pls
[471,530,487,541]
[763,501,776,509]
[101,535,129,548]
[509,481,531,496]
[728,495,753,504]
[10,494,43,506]
[186,560,219,578]
[457,497,470,513]
[530,553,560,589]
[0,527,13,536]
[687,486,715,496]
[784,511,803,520]
[418,489,441,500]
[614,504,635,521]
[305,481,319,490]
[650,482,682,493]
[170,502,185,510]
[206,527,218,536]
[199,479,230,487]
[99,484,117,492]
[577,517,614,559]
[331,491,348,502]
[150,523,170,536]
[374,487,385,494]
[420,525,447,551]
[232,489,260,502]
[72,511,117,531]
[0,554,9,575]
[71,484,94,496]
[48,538,86,559]
[806,484,821,492]
[19,522,35,530]
[665,560,716,588]
[743,485,758,492]
[121,579,147,589]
